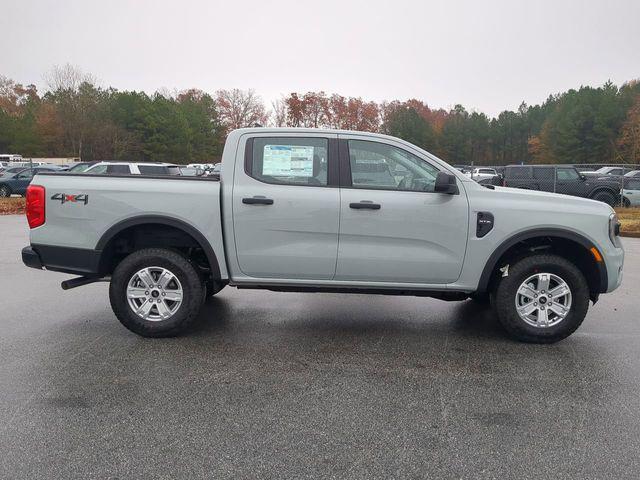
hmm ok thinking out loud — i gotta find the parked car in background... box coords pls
[0,154,23,164]
[623,170,640,179]
[466,167,498,183]
[0,167,60,197]
[177,167,205,177]
[85,162,182,176]
[66,162,98,173]
[580,166,631,178]
[621,178,640,207]
[503,165,622,206]
[0,166,29,177]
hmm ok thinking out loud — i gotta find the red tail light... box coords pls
[26,185,46,228]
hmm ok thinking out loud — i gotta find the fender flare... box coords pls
[96,215,221,280]
[477,228,608,294]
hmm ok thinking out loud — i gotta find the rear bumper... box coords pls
[22,244,102,275]
[22,246,43,270]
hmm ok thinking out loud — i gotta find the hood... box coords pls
[481,185,614,215]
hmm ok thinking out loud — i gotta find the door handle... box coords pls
[349,201,381,210]
[242,196,274,205]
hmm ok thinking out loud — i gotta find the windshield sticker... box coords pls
[263,145,314,177]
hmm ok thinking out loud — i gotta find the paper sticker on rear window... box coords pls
[263,145,314,177]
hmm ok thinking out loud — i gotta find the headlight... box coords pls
[609,212,621,246]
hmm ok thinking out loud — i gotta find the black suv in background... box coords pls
[502,165,621,206]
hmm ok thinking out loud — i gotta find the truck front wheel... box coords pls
[109,248,204,337]
[493,254,589,343]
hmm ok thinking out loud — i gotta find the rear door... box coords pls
[335,136,468,284]
[232,133,340,280]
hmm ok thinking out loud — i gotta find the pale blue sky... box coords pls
[2,0,639,117]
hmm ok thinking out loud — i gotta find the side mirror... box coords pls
[434,172,459,194]
[580,174,586,181]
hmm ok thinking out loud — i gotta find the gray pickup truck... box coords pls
[22,128,624,343]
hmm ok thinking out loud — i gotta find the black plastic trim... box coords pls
[338,139,352,187]
[477,228,608,294]
[28,244,102,275]
[22,246,43,270]
[95,215,222,280]
[236,284,469,301]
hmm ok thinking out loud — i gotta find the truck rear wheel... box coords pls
[493,254,589,343]
[109,248,204,337]
[591,190,616,207]
[0,185,11,197]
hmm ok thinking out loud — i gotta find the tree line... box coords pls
[1,65,639,165]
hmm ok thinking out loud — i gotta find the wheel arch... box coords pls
[96,215,221,280]
[477,228,608,300]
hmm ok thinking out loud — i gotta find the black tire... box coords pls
[109,248,204,337]
[623,197,631,208]
[493,254,589,343]
[0,185,11,197]
[205,280,226,298]
[591,190,616,207]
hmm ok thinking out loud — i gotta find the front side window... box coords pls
[348,140,439,192]
[557,168,580,181]
[250,137,328,186]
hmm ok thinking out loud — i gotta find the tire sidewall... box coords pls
[593,191,616,207]
[110,249,203,337]
[0,186,10,197]
[495,255,589,342]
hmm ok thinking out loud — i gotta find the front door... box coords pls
[336,137,469,284]
[232,134,340,280]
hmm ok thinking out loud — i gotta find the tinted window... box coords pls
[557,168,580,181]
[626,180,640,190]
[17,170,34,179]
[506,166,531,179]
[478,168,495,174]
[138,165,169,175]
[348,140,440,192]
[533,167,554,180]
[107,165,131,175]
[250,137,328,186]
[609,168,623,176]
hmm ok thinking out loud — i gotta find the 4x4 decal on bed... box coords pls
[51,193,89,205]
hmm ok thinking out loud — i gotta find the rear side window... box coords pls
[506,167,531,179]
[626,180,640,190]
[533,167,553,180]
[249,137,329,186]
[138,165,169,175]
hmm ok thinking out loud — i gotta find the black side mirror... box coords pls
[434,172,459,194]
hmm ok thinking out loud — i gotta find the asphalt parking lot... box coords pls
[1,214,639,479]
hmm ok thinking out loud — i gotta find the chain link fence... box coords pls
[462,164,640,208]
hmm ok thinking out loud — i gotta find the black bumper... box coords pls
[22,244,102,275]
[22,246,44,270]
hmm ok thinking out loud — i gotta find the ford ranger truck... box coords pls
[21,128,624,343]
